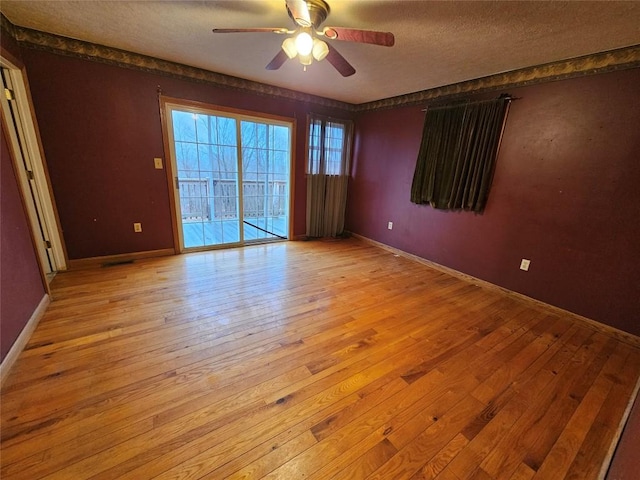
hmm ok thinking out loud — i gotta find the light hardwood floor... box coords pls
[2,238,639,479]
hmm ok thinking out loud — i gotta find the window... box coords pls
[308,116,352,176]
[306,114,353,237]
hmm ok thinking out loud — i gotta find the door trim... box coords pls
[0,57,68,278]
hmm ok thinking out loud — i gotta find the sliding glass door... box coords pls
[165,103,292,251]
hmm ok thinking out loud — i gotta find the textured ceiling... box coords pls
[2,1,640,104]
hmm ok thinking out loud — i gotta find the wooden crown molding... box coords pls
[3,14,639,112]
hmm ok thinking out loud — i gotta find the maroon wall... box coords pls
[347,68,640,336]
[1,123,46,361]
[20,48,351,259]
[0,21,22,66]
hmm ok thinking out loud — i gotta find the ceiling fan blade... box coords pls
[286,0,312,27]
[213,27,290,34]
[321,27,395,47]
[265,50,289,71]
[325,44,356,77]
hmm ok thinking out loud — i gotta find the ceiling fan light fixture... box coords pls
[312,38,329,61]
[299,53,313,66]
[282,37,297,59]
[294,31,314,56]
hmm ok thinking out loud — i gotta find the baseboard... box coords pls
[68,248,175,270]
[0,293,50,387]
[351,233,640,349]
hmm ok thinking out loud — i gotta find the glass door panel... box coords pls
[241,121,290,242]
[172,110,240,249]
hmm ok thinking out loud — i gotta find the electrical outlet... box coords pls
[133,222,142,233]
[154,157,163,169]
[520,259,531,271]
[388,221,393,230]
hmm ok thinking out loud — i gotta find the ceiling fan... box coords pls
[212,0,395,77]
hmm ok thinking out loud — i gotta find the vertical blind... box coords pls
[410,97,511,212]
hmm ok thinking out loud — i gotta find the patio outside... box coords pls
[180,178,288,248]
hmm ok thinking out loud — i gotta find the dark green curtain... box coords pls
[410,97,510,212]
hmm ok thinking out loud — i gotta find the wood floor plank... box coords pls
[410,433,469,480]
[520,342,627,475]
[162,318,493,479]
[201,394,362,479]
[478,334,615,479]
[532,364,614,479]
[140,340,459,479]
[367,395,487,480]
[510,463,536,480]
[562,346,640,480]
[441,325,594,480]
[2,306,386,448]
[88,328,450,478]
[1,238,638,480]
[328,437,399,479]
[224,429,318,479]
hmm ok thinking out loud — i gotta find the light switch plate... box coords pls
[154,157,163,169]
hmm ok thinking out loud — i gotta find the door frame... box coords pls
[159,96,296,253]
[0,56,67,281]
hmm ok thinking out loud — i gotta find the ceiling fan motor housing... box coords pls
[287,0,330,29]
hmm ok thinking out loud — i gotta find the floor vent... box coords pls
[102,260,134,268]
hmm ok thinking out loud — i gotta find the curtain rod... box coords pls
[421,95,520,112]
